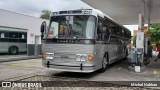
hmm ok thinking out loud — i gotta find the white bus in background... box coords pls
[0,28,27,55]
[41,9,131,73]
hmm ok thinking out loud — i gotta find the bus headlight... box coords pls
[46,53,54,60]
[76,54,86,62]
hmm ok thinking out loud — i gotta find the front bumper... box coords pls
[43,61,95,73]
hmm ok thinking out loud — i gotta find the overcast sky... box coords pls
[0,0,137,34]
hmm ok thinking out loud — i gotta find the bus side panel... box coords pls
[8,43,19,49]
[0,42,8,53]
[18,43,27,52]
[104,44,110,64]
[94,43,105,70]
[106,44,115,64]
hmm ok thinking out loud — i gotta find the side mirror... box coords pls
[40,21,47,40]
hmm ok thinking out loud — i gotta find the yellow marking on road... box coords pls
[10,64,34,70]
[10,63,23,67]
[10,62,29,67]
[10,63,38,68]
[143,71,147,74]
[153,70,158,75]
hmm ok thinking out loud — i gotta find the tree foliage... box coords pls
[151,24,160,31]
[150,24,160,43]
[40,10,51,20]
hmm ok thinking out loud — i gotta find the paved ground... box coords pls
[44,54,160,81]
[55,58,160,81]
[0,54,41,63]
[0,55,159,89]
[0,53,27,59]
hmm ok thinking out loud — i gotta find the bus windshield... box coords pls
[47,15,96,39]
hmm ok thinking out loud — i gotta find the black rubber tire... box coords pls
[9,46,18,55]
[99,56,109,73]
[123,49,128,60]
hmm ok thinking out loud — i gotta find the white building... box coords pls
[0,9,47,56]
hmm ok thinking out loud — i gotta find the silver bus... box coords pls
[0,28,27,55]
[41,9,131,73]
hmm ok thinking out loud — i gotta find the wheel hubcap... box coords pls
[103,57,107,68]
[11,48,17,54]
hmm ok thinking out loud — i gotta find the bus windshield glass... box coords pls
[47,15,96,39]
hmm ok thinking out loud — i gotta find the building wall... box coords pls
[0,9,48,56]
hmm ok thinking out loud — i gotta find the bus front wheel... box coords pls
[9,46,18,55]
[100,55,109,72]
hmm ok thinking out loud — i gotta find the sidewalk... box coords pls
[0,55,42,63]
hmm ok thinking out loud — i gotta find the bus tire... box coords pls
[100,54,109,72]
[123,49,128,60]
[9,46,18,55]
[125,48,128,56]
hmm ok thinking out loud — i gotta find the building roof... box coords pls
[81,0,160,25]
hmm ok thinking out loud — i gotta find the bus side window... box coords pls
[0,33,5,38]
[22,34,24,39]
[0,31,8,38]
[9,32,18,38]
[103,25,110,42]
[108,21,114,35]
[97,18,108,41]
[97,21,103,41]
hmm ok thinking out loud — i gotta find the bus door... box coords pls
[95,18,105,66]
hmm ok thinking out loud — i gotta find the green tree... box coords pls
[40,10,51,20]
[151,24,160,31]
[150,24,160,43]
